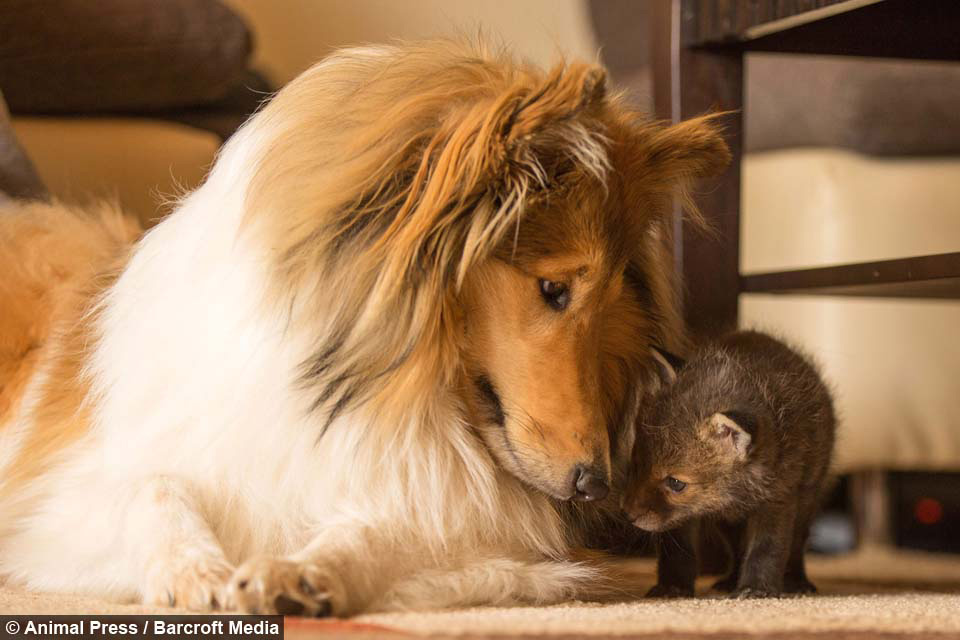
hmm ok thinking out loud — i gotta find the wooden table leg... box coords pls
[655,0,744,339]
[679,46,743,339]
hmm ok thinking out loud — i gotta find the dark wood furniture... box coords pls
[652,0,960,338]
[653,0,960,545]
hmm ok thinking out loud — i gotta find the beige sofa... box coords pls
[13,118,219,226]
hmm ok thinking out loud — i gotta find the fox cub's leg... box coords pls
[783,500,818,594]
[710,520,745,593]
[732,503,796,598]
[648,519,698,598]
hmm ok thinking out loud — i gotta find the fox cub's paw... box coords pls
[646,583,695,599]
[224,557,343,617]
[783,577,817,595]
[729,586,781,599]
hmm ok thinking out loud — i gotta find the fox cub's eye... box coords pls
[664,476,687,493]
[539,279,570,311]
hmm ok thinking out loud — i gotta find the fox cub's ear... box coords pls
[650,346,684,390]
[702,412,753,462]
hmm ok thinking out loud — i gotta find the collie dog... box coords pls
[0,41,728,614]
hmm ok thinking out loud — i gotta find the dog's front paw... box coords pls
[224,557,342,617]
[646,583,694,599]
[144,556,234,611]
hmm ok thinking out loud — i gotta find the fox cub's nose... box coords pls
[571,464,609,502]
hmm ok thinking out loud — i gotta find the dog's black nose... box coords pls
[572,465,609,502]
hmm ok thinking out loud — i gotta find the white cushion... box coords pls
[741,148,960,274]
[741,294,960,472]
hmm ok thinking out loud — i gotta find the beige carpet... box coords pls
[2,547,960,638]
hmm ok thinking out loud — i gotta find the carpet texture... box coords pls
[2,547,959,638]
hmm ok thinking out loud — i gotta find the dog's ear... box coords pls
[612,113,731,226]
[494,63,607,153]
[643,114,731,184]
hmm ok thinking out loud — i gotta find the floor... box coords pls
[2,546,959,639]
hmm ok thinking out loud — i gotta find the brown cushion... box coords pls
[0,91,47,200]
[158,69,272,140]
[0,0,252,114]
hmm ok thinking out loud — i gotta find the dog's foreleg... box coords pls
[124,476,233,610]
[370,556,603,611]
[224,524,600,615]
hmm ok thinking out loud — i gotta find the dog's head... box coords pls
[457,107,730,500]
[245,41,729,502]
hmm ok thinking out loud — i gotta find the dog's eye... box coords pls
[539,279,569,311]
[664,476,687,493]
